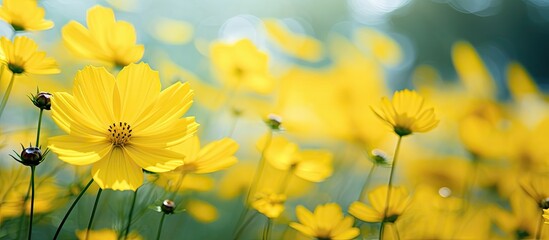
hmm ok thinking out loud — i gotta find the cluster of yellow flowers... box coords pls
[0,1,548,240]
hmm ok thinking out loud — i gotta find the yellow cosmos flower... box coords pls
[290,203,360,240]
[257,134,333,182]
[75,229,142,240]
[349,185,409,223]
[0,0,53,31]
[252,189,286,219]
[48,63,198,191]
[62,5,144,66]
[0,36,59,75]
[371,89,438,136]
[210,39,274,94]
[170,135,239,174]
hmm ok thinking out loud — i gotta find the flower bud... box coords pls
[31,92,53,110]
[20,147,43,166]
[265,113,282,131]
[161,200,176,214]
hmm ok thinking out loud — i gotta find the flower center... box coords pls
[108,122,132,147]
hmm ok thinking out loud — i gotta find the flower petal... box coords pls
[48,135,111,166]
[91,147,143,191]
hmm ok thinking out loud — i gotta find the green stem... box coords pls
[246,130,273,203]
[156,213,166,240]
[16,179,32,240]
[53,178,94,240]
[28,166,35,240]
[379,136,403,240]
[233,211,258,240]
[85,188,103,240]
[124,189,138,240]
[536,211,544,240]
[359,164,377,202]
[262,218,272,240]
[0,73,15,120]
[35,109,43,147]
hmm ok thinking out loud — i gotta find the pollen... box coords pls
[108,122,133,147]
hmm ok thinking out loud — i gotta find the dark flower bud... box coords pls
[161,200,176,214]
[11,145,49,167]
[20,147,43,166]
[31,92,53,110]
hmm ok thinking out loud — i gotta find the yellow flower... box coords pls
[258,134,333,182]
[171,135,239,174]
[48,63,198,191]
[210,39,274,94]
[349,185,409,223]
[290,203,360,240]
[0,0,53,31]
[492,191,541,238]
[371,89,438,136]
[75,229,142,240]
[0,36,59,75]
[252,189,287,219]
[62,5,144,66]
[186,199,219,223]
[0,166,62,223]
[262,18,323,61]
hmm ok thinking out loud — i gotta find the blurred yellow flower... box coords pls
[48,63,198,191]
[258,134,333,182]
[75,229,142,240]
[153,173,214,193]
[405,157,472,197]
[349,185,409,223]
[354,27,402,67]
[371,89,438,136]
[210,39,274,94]
[0,36,59,75]
[62,5,144,66]
[171,136,239,174]
[251,189,286,219]
[218,163,255,199]
[0,166,62,223]
[492,191,541,238]
[0,0,53,31]
[290,203,360,240]
[507,62,541,100]
[186,199,218,223]
[262,19,323,61]
[452,41,496,99]
[150,18,193,45]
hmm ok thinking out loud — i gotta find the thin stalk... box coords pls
[0,73,16,119]
[27,166,35,240]
[246,130,273,203]
[85,188,103,240]
[156,213,166,240]
[35,109,43,147]
[278,167,294,194]
[379,136,403,240]
[233,211,258,240]
[53,178,94,240]
[124,189,138,240]
[359,164,377,202]
[262,218,272,240]
[536,211,544,240]
[15,179,32,240]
